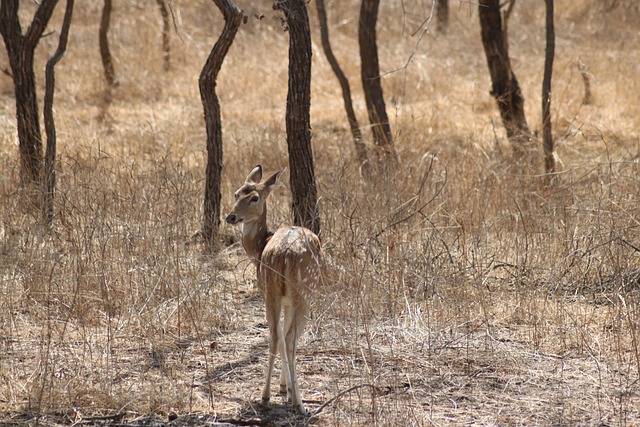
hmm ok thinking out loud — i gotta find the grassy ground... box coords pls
[1,1,639,425]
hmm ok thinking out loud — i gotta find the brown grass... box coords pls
[1,1,639,425]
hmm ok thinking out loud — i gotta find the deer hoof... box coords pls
[279,383,288,395]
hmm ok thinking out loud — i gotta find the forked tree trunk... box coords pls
[43,0,74,227]
[542,0,555,175]
[200,0,243,249]
[478,0,531,155]
[0,0,60,185]
[436,0,449,33]
[359,0,396,164]
[315,0,370,178]
[275,0,320,235]
[156,0,171,71]
[100,0,117,92]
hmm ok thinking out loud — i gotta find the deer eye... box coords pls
[250,195,259,203]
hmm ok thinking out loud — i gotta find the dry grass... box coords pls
[1,1,639,425]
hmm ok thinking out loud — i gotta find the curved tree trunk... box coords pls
[156,0,171,71]
[100,0,117,92]
[315,0,369,178]
[478,0,531,156]
[542,0,555,175]
[43,0,74,227]
[0,0,60,185]
[275,0,320,235]
[200,0,243,249]
[359,0,396,165]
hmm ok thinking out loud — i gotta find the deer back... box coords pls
[259,226,322,308]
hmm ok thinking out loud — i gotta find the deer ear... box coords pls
[263,168,285,192]
[245,165,262,184]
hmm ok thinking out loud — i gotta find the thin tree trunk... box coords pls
[275,0,320,235]
[577,59,592,105]
[156,0,171,71]
[478,0,531,156]
[542,0,555,175]
[359,0,396,164]
[315,0,369,178]
[100,0,117,91]
[200,0,243,249]
[436,0,449,33]
[0,0,60,185]
[43,0,74,227]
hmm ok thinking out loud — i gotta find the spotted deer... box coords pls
[225,165,322,415]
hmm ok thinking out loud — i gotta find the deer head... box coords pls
[225,165,283,226]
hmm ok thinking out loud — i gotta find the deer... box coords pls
[225,165,322,415]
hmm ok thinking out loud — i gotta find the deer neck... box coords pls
[241,206,273,264]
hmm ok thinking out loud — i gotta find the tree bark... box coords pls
[542,0,555,175]
[436,0,449,33]
[156,0,171,71]
[200,0,243,249]
[100,0,117,90]
[315,0,369,178]
[359,0,396,164]
[275,0,320,235]
[478,0,531,154]
[43,0,74,227]
[0,0,60,184]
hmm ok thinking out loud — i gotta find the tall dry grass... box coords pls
[1,1,639,425]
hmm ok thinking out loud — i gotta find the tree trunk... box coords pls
[43,0,74,227]
[577,59,592,105]
[542,0,555,175]
[156,0,171,71]
[275,0,320,235]
[478,0,531,154]
[436,0,449,33]
[315,0,370,178]
[200,0,243,249]
[100,0,117,91]
[0,0,60,185]
[359,0,396,164]
[10,50,42,184]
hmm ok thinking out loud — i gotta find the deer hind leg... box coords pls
[278,323,290,396]
[283,303,308,414]
[261,294,281,406]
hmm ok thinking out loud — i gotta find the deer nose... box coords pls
[225,213,238,224]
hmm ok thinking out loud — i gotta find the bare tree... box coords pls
[478,0,531,155]
[43,0,75,226]
[156,0,171,71]
[577,59,592,105]
[542,0,555,175]
[275,0,320,235]
[1,0,60,184]
[100,0,117,93]
[315,0,369,178]
[200,0,243,249]
[436,0,449,33]
[359,0,397,164]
